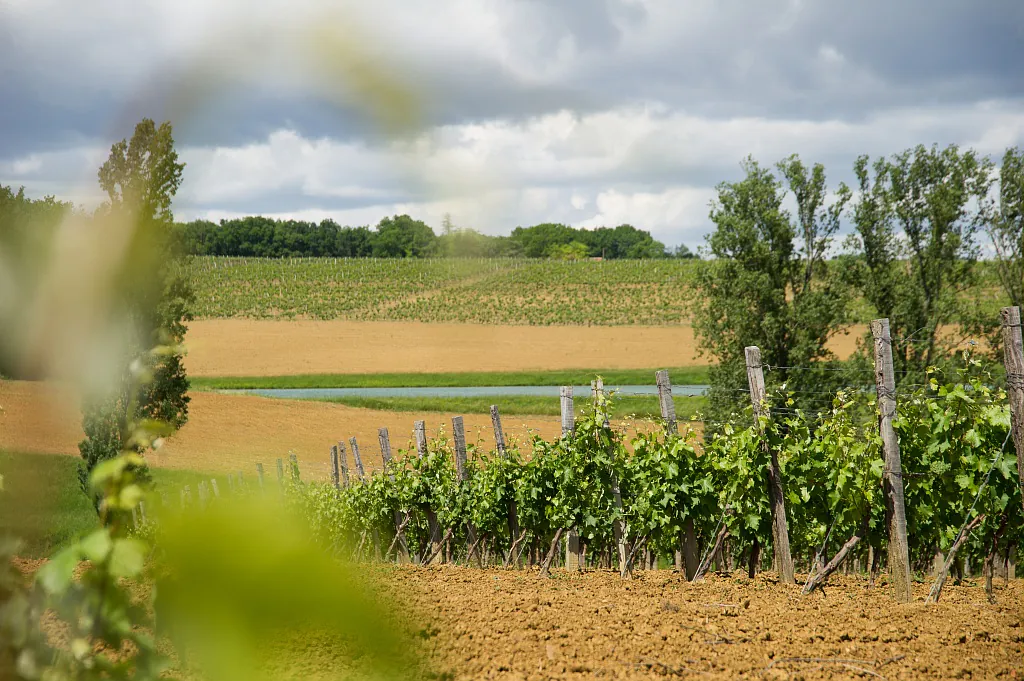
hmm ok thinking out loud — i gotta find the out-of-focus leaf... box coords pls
[109,538,147,578]
[36,546,79,595]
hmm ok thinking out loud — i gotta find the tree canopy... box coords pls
[175,217,677,259]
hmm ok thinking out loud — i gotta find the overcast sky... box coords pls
[2,0,1023,249]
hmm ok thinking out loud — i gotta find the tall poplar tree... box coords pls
[78,119,193,502]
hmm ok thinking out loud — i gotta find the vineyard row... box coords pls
[155,311,1024,602]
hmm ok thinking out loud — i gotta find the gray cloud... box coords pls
[2,0,1024,247]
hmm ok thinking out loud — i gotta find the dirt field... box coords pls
[388,566,1023,680]
[184,320,867,377]
[0,380,561,476]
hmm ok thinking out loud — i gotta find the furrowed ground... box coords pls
[378,566,1022,681]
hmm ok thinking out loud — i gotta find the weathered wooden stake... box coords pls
[349,437,366,478]
[452,416,468,480]
[378,427,393,468]
[288,453,299,481]
[1000,306,1024,516]
[337,441,350,486]
[490,405,506,457]
[330,445,341,489]
[559,386,582,572]
[210,478,220,498]
[379,427,410,562]
[870,319,913,602]
[560,386,575,436]
[655,369,677,433]
[490,406,520,557]
[745,346,795,585]
[452,415,477,554]
[414,420,429,458]
[414,420,442,559]
[275,458,284,487]
[256,462,265,491]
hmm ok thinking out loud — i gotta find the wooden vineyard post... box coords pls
[561,387,582,572]
[337,441,350,486]
[210,479,220,499]
[379,428,410,562]
[414,420,442,560]
[655,370,677,433]
[490,406,520,557]
[330,445,341,489]
[590,379,628,577]
[349,437,366,479]
[1001,306,1024,515]
[288,453,299,482]
[560,385,575,435]
[256,463,265,492]
[452,416,478,559]
[657,369,699,579]
[745,347,795,584]
[275,458,284,488]
[871,319,912,603]
[491,405,507,457]
[378,427,393,467]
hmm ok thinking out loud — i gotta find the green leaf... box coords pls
[109,539,148,578]
[78,529,113,563]
[36,546,80,594]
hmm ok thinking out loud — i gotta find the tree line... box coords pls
[174,214,695,260]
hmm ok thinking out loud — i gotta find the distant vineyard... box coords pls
[182,257,697,325]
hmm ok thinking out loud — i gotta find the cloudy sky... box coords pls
[1,0,1023,249]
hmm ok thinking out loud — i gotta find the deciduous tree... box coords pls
[848,144,993,382]
[78,119,193,502]
[691,155,851,421]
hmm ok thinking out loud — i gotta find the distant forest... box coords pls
[174,215,697,260]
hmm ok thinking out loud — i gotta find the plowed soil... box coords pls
[0,380,561,476]
[387,566,1023,680]
[183,320,867,377]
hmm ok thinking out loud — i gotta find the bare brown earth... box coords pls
[385,566,1023,681]
[184,320,867,377]
[0,380,561,476]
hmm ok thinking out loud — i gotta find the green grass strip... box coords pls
[310,394,706,419]
[191,366,710,390]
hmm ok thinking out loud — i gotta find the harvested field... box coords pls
[387,566,1023,680]
[184,319,866,377]
[0,380,561,475]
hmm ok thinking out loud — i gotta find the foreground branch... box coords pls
[693,523,729,582]
[504,530,529,568]
[384,514,412,561]
[422,527,455,566]
[802,533,861,595]
[927,514,984,603]
[539,528,565,578]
